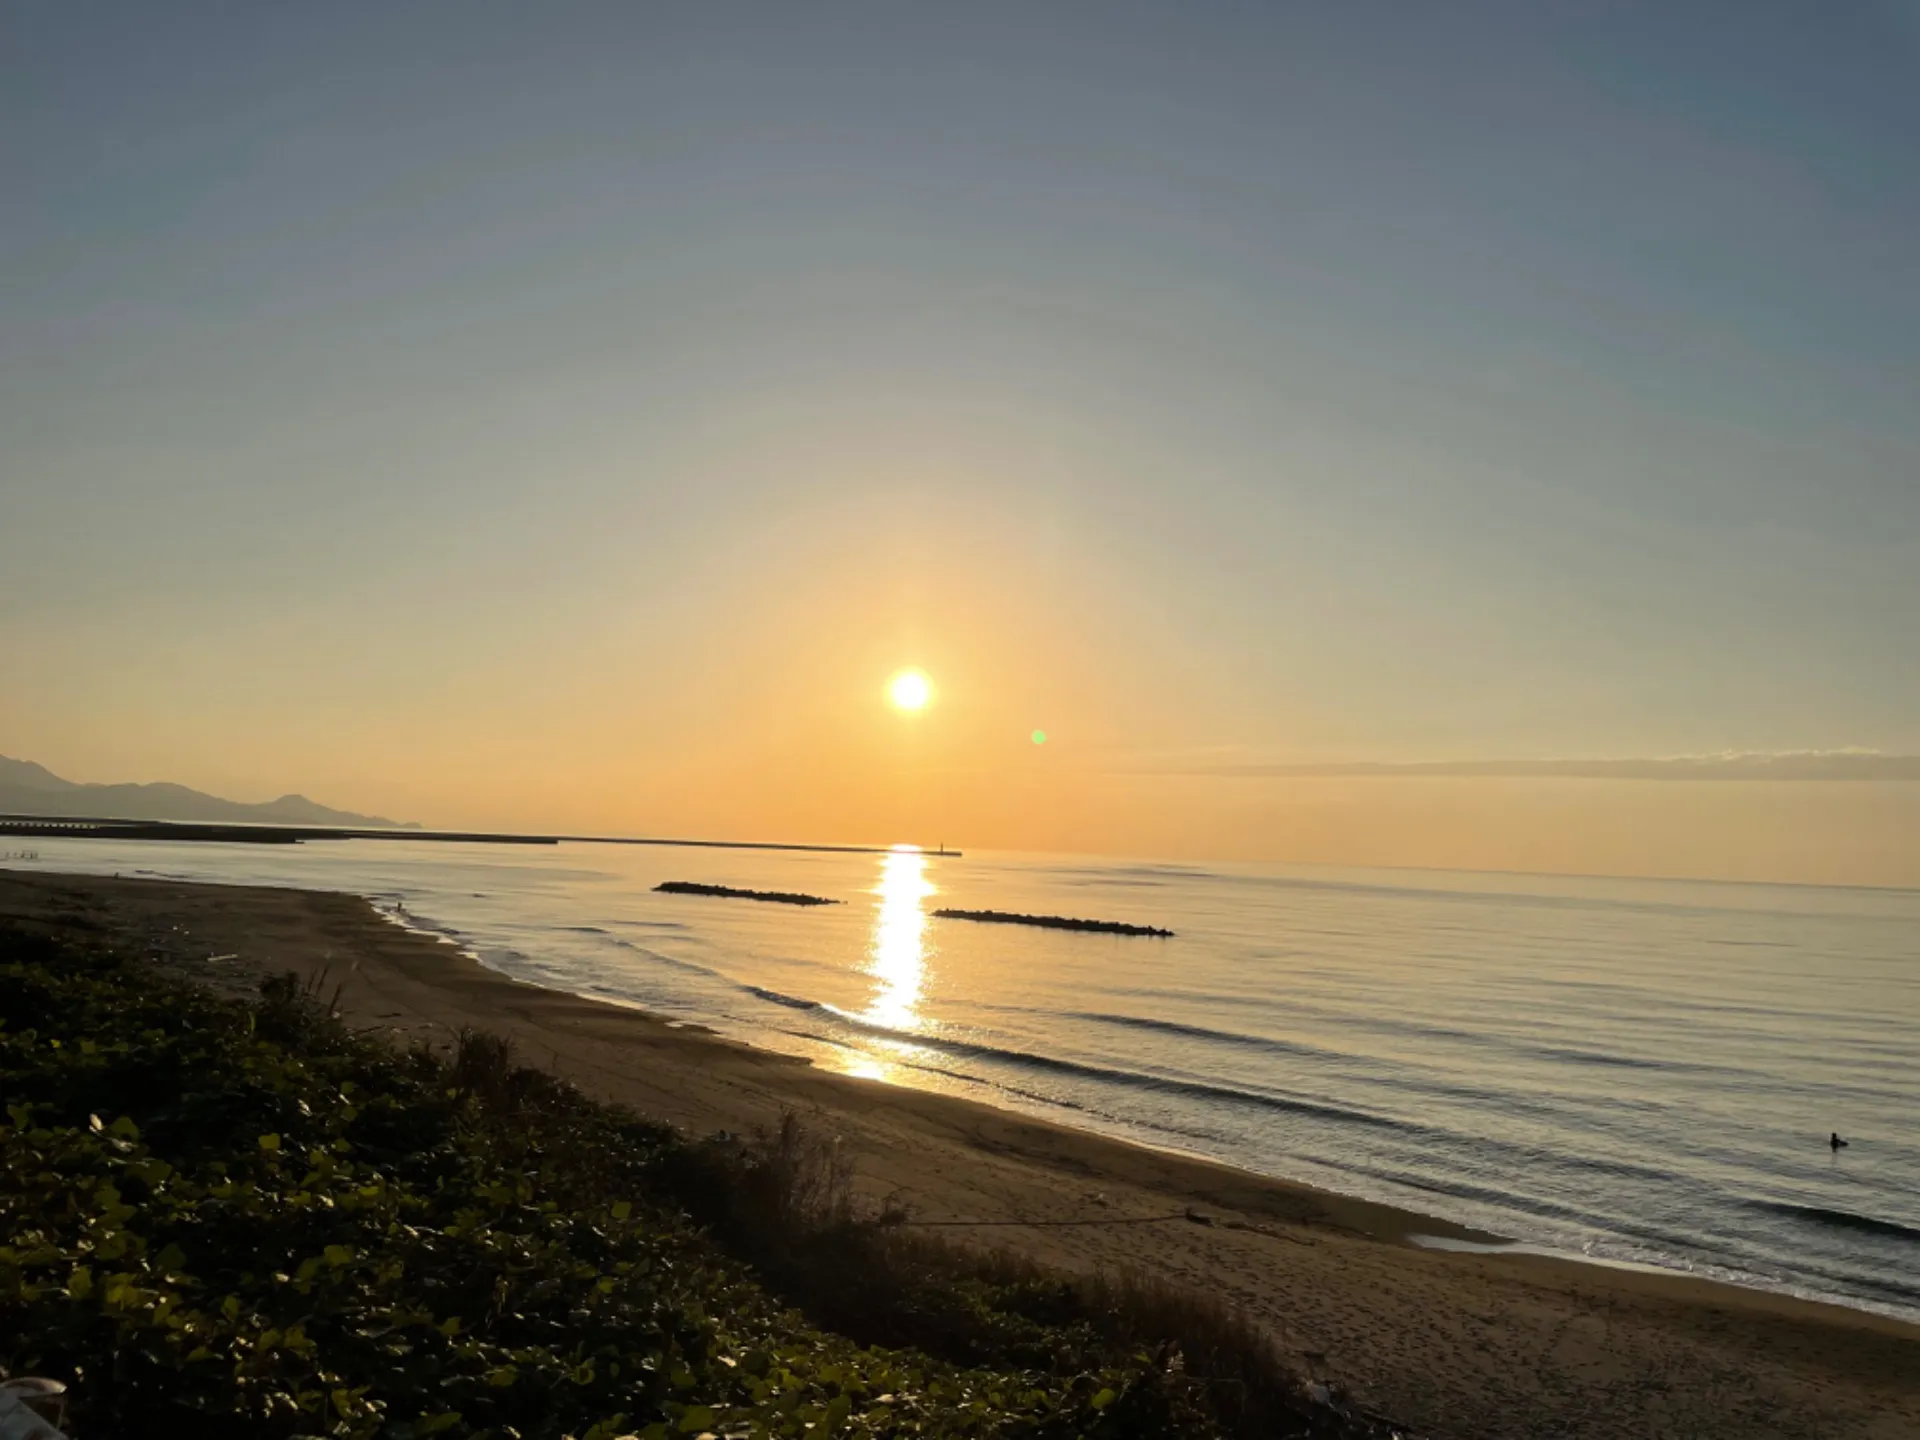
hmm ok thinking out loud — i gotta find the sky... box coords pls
[4,2,1919,885]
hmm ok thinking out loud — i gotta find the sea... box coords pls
[6,838,1916,1322]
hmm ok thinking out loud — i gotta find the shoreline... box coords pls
[659,978,1909,1320]
[384,901,1916,1331]
[687,968,1891,1313]
[3,869,1916,1439]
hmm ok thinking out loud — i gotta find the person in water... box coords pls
[1830,1132,1849,1150]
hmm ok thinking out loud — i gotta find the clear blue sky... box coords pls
[5,2,1918,878]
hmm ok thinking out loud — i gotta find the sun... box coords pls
[887,668,933,712]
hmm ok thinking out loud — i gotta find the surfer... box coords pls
[1830,1132,1849,1150]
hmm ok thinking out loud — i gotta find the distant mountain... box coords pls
[0,755,418,829]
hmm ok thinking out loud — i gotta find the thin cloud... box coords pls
[1171,751,1920,782]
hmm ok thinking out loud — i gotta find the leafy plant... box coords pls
[0,925,1387,1439]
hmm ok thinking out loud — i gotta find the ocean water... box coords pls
[7,839,1917,1321]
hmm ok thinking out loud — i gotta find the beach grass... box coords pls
[0,923,1377,1440]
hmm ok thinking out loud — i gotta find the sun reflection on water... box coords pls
[843,847,933,1081]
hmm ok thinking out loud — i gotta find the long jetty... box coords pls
[0,814,959,858]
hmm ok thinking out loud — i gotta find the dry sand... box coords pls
[4,870,1916,1439]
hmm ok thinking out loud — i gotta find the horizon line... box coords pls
[0,814,963,859]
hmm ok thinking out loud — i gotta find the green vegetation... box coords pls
[0,925,1384,1439]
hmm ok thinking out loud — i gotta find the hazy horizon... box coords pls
[8,746,1920,892]
[7,3,1918,887]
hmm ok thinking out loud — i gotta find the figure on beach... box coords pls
[1830,1132,1849,1150]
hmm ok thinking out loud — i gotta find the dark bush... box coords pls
[0,925,1392,1440]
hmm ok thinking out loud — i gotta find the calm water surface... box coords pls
[8,840,1916,1320]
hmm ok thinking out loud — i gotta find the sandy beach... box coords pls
[3,869,1915,1440]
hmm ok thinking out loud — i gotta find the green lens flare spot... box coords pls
[1031,730,1047,745]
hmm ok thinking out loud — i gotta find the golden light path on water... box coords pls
[842,847,934,1081]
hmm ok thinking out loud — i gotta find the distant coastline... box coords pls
[0,812,957,858]
[0,752,413,829]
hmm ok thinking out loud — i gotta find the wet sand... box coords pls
[4,870,1916,1439]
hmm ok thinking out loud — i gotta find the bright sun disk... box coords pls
[888,669,933,711]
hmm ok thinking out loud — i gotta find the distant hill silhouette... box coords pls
[0,755,417,828]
